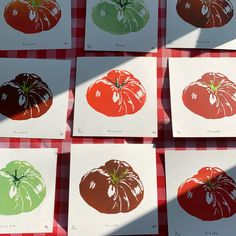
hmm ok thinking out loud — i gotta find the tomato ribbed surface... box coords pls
[4,0,61,34]
[177,167,236,221]
[182,72,236,119]
[79,159,144,214]
[86,70,146,117]
[0,160,46,215]
[92,0,149,34]
[176,0,234,28]
[0,73,53,120]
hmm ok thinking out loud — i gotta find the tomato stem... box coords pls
[114,78,127,89]
[209,80,222,92]
[114,0,130,10]
[20,81,33,96]
[205,180,215,190]
[30,0,42,7]
[6,170,27,187]
[109,168,129,185]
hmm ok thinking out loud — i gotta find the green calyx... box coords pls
[113,78,127,89]
[109,168,129,185]
[7,170,26,188]
[114,0,130,10]
[30,0,43,7]
[205,180,216,190]
[20,81,33,96]
[209,80,222,92]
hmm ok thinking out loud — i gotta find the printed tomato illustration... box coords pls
[177,167,236,221]
[79,159,144,214]
[86,70,146,117]
[182,72,236,119]
[4,0,61,34]
[92,0,150,34]
[176,0,234,28]
[0,160,46,215]
[0,73,53,120]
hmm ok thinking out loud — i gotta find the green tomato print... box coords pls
[0,160,46,215]
[92,0,150,34]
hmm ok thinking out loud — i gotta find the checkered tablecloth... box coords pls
[1,0,236,235]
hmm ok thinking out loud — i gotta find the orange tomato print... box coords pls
[86,70,146,117]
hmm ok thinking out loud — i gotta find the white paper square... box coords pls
[0,58,71,139]
[166,0,236,50]
[73,57,157,137]
[0,0,71,50]
[84,0,158,52]
[165,150,236,236]
[68,144,158,236]
[169,57,236,137]
[0,148,57,234]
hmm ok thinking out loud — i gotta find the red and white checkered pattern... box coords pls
[1,0,236,235]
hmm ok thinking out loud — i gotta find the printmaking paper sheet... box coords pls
[0,58,71,139]
[68,144,158,236]
[73,57,157,137]
[165,150,236,236]
[166,0,236,49]
[84,0,158,52]
[169,57,236,137]
[0,148,57,234]
[0,0,71,50]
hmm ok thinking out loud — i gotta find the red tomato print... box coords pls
[182,72,236,119]
[0,73,53,120]
[176,0,234,28]
[86,70,146,117]
[79,159,144,214]
[178,167,236,221]
[4,0,61,34]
